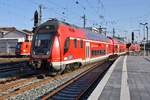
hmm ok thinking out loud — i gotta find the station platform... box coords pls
[88,56,150,100]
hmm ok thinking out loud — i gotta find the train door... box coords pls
[106,44,108,55]
[118,45,120,53]
[85,42,90,64]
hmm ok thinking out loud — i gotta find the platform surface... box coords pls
[88,56,150,100]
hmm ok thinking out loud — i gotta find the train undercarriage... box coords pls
[29,60,82,75]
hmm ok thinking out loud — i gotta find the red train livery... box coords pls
[129,43,140,52]
[30,19,140,74]
[15,41,31,57]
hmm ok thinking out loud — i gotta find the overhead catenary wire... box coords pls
[37,0,80,23]
[0,0,114,30]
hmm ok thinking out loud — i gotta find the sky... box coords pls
[0,0,150,42]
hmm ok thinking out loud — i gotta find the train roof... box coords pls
[39,19,79,29]
[113,38,126,44]
[39,19,109,42]
[84,29,109,42]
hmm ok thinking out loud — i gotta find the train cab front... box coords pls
[15,42,22,56]
[30,21,59,73]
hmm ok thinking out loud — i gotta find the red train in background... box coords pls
[129,43,141,52]
[15,41,31,57]
[29,19,140,75]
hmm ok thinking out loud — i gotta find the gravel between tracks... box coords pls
[5,63,98,100]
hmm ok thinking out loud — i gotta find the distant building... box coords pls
[0,27,16,38]
[0,27,16,33]
[0,27,33,41]
[22,29,33,41]
[0,27,33,55]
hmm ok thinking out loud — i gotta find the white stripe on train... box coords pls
[51,52,126,67]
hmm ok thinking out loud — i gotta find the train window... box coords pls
[92,51,94,56]
[101,50,105,55]
[96,51,98,55]
[98,50,100,55]
[80,40,83,48]
[64,37,70,54]
[91,49,106,57]
[74,39,77,48]
[99,51,101,55]
[92,50,94,56]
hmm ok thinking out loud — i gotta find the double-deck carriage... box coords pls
[30,19,115,75]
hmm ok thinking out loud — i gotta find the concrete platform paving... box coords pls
[88,56,150,100]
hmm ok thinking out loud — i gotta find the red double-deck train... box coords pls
[29,19,140,75]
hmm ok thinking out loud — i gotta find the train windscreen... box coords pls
[15,42,22,55]
[32,32,54,56]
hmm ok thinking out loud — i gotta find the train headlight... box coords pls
[23,49,26,52]
[46,51,50,55]
[33,51,35,55]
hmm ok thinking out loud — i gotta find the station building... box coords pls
[0,27,33,55]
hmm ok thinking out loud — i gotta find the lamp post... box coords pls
[140,23,148,40]
[146,26,149,56]
[146,26,148,43]
[140,22,148,57]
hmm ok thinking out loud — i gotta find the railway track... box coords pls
[0,55,17,58]
[0,61,34,84]
[0,61,28,72]
[0,61,28,66]
[0,58,116,100]
[0,60,104,99]
[41,60,114,100]
[0,73,45,96]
